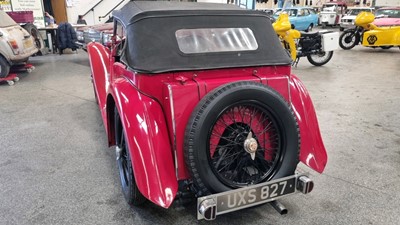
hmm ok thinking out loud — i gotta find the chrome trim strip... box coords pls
[167,84,179,178]
[287,75,291,104]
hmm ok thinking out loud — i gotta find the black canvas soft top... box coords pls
[113,1,251,26]
[113,1,292,74]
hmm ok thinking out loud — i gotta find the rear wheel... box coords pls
[0,56,11,78]
[115,108,146,206]
[185,81,299,196]
[306,24,313,32]
[23,23,44,54]
[380,46,393,49]
[307,51,334,66]
[339,30,359,50]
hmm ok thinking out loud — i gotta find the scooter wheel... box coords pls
[339,30,359,50]
[307,51,334,66]
[14,77,19,82]
[7,80,14,86]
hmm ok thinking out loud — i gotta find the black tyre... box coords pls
[185,81,300,196]
[23,23,44,53]
[307,51,334,66]
[115,108,146,206]
[339,27,344,31]
[306,24,313,32]
[0,56,11,78]
[321,23,327,29]
[380,46,392,49]
[339,30,359,50]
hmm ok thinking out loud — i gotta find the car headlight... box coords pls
[76,31,84,41]
[102,33,113,46]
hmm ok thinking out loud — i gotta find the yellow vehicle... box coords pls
[273,13,339,66]
[339,12,400,50]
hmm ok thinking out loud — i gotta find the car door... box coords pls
[296,8,307,30]
[288,9,301,30]
[303,9,316,29]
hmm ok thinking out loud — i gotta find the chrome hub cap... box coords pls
[244,132,258,160]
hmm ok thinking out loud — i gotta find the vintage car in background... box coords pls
[87,1,327,220]
[76,18,113,50]
[273,7,319,31]
[339,7,374,31]
[373,7,400,27]
[0,10,38,78]
[319,1,347,28]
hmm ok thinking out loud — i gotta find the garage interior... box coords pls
[1,1,400,225]
[1,45,399,224]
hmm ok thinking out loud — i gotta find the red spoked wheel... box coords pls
[209,104,281,187]
[185,81,300,196]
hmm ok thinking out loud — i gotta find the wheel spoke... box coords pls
[208,102,284,187]
[217,152,242,173]
[210,141,238,149]
[210,134,242,146]
[249,107,257,131]
[255,120,274,136]
[213,150,241,162]
[218,115,238,133]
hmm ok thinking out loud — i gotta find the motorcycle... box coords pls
[339,12,400,50]
[272,12,339,66]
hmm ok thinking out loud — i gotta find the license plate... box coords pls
[23,39,33,48]
[197,175,299,220]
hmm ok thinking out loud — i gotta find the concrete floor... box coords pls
[0,46,399,225]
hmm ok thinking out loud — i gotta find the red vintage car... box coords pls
[87,1,327,220]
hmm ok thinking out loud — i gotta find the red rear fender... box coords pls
[112,78,178,208]
[87,42,111,133]
[290,75,328,173]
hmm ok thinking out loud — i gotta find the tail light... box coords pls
[8,39,19,49]
[7,39,20,54]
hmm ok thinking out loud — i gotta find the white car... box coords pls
[0,10,38,78]
[339,7,374,31]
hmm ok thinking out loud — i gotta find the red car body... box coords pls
[87,1,327,219]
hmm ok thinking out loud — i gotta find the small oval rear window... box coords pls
[175,28,258,54]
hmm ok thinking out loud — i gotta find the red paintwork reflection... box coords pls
[111,66,178,208]
[289,75,328,173]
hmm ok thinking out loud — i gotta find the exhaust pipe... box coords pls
[269,200,288,215]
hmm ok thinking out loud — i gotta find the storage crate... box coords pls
[320,31,339,52]
[6,11,34,23]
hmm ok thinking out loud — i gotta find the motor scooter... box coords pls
[272,13,339,66]
[339,12,400,50]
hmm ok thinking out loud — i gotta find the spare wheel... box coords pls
[184,81,299,196]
